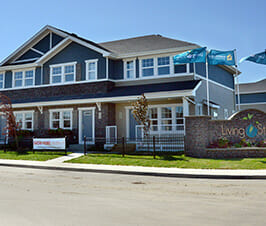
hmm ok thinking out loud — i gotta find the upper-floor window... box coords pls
[50,62,76,84]
[49,109,73,129]
[124,60,136,79]
[142,58,154,77]
[13,69,34,88]
[0,73,4,89]
[86,59,98,80]
[140,56,189,78]
[157,56,170,75]
[14,111,34,130]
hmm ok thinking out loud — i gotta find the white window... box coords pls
[13,70,34,88]
[149,108,158,131]
[148,105,184,133]
[141,58,154,77]
[49,109,73,129]
[14,111,34,130]
[0,73,4,89]
[86,59,98,80]
[124,60,135,79]
[157,56,170,75]
[50,62,76,84]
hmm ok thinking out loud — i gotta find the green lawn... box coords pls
[0,150,69,161]
[66,154,266,169]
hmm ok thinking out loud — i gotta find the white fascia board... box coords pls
[192,80,202,96]
[12,90,194,108]
[111,45,201,59]
[0,63,38,72]
[0,25,53,66]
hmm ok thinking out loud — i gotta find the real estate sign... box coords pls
[33,138,66,150]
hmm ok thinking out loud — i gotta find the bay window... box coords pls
[50,62,76,84]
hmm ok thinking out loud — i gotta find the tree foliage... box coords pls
[0,94,20,150]
[132,94,150,137]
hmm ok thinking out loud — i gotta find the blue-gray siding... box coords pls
[237,93,266,104]
[195,63,234,89]
[43,42,106,83]
[17,49,42,61]
[32,34,50,53]
[5,71,12,88]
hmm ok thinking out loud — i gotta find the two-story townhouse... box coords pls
[237,78,266,112]
[0,25,239,145]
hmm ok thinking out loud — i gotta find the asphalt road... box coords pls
[0,166,265,226]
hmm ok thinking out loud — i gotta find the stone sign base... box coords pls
[206,148,266,159]
[185,109,266,159]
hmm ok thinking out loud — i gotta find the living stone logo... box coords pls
[221,113,266,139]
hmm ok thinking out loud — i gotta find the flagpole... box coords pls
[234,49,240,111]
[206,52,210,116]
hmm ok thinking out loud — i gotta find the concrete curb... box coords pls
[0,162,265,180]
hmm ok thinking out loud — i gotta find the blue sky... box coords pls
[0,0,265,83]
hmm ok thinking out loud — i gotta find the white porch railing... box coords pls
[105,126,117,145]
[135,124,185,152]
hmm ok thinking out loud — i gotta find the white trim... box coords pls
[85,59,98,81]
[49,32,52,49]
[0,71,5,89]
[49,108,73,130]
[195,74,234,91]
[123,59,136,80]
[14,110,35,131]
[237,102,266,106]
[106,57,109,79]
[239,90,266,94]
[12,90,195,109]
[126,103,184,139]
[0,63,38,72]
[78,107,95,144]
[31,48,44,55]
[12,68,35,88]
[50,62,77,84]
[35,38,72,64]
[13,58,40,64]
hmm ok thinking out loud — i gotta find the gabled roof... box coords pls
[99,34,199,57]
[0,25,111,67]
[239,78,266,94]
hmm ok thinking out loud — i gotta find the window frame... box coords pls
[49,108,73,130]
[139,55,189,78]
[123,58,136,80]
[49,62,77,85]
[12,69,35,88]
[85,59,98,81]
[0,72,5,89]
[14,110,34,131]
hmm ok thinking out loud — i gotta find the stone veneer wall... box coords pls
[185,109,266,158]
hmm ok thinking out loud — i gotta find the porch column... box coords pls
[182,97,189,116]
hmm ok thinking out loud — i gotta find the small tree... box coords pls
[0,94,20,150]
[132,94,150,137]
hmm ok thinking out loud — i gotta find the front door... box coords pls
[79,108,95,144]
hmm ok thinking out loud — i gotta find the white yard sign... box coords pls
[33,138,66,150]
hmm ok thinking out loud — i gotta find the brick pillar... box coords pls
[95,103,116,138]
[185,116,211,157]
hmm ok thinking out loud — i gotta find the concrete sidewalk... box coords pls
[0,157,265,179]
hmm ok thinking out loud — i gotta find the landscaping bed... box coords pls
[66,154,266,169]
[0,150,70,161]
